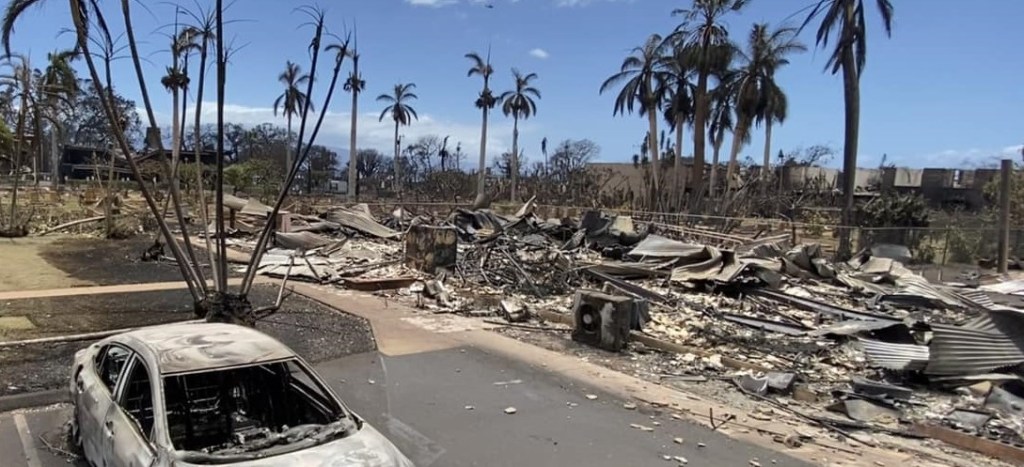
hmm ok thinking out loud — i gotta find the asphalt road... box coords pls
[2,346,809,467]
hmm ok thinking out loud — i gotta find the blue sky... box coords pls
[5,0,1022,169]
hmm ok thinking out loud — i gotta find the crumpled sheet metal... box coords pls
[449,208,508,236]
[627,235,707,259]
[783,243,835,278]
[884,274,980,310]
[665,246,780,285]
[858,338,930,371]
[979,279,1024,296]
[324,206,400,239]
[926,309,1024,376]
[275,231,335,250]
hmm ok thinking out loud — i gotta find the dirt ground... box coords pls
[0,284,375,397]
[0,235,232,292]
[0,236,92,292]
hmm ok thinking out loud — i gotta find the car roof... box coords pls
[114,322,297,375]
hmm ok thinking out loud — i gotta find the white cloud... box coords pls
[1002,144,1023,158]
[406,0,458,7]
[528,48,550,59]
[913,145,1022,168]
[161,102,521,168]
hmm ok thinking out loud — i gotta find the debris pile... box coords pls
[219,196,1024,463]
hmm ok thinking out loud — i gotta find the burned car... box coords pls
[69,322,413,466]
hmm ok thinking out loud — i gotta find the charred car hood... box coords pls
[173,424,413,467]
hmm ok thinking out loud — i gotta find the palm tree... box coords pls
[178,5,218,282]
[600,34,671,208]
[273,61,310,173]
[660,47,693,206]
[40,49,77,185]
[707,80,736,194]
[466,51,495,201]
[672,0,747,191]
[0,55,34,232]
[725,23,804,188]
[499,69,540,202]
[759,79,789,183]
[377,82,418,196]
[802,0,894,258]
[341,34,364,202]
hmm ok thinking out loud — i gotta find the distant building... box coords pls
[590,158,1003,212]
[59,145,229,183]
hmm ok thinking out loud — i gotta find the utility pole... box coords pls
[998,158,1012,274]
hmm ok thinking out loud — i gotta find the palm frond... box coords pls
[2,0,46,55]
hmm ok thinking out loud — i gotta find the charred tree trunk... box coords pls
[197,292,254,326]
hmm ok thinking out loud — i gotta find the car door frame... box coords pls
[104,354,158,467]
[77,343,132,465]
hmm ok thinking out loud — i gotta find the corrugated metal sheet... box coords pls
[859,338,929,371]
[323,207,400,239]
[957,289,996,310]
[925,309,1024,375]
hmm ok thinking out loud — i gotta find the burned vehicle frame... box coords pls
[69,322,412,466]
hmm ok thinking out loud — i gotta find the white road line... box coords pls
[13,413,43,467]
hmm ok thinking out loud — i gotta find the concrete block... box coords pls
[405,225,458,273]
[275,210,292,233]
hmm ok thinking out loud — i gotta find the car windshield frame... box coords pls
[159,356,356,463]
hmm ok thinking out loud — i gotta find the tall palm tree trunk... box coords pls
[8,102,26,226]
[347,62,358,202]
[286,116,293,175]
[645,111,661,210]
[477,107,489,200]
[644,77,660,210]
[691,73,709,192]
[674,120,685,208]
[33,107,43,186]
[762,120,773,182]
[393,120,402,197]
[510,115,519,202]
[726,117,751,189]
[838,15,860,260]
[710,126,725,195]
[50,123,60,185]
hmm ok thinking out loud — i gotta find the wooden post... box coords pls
[998,159,1012,273]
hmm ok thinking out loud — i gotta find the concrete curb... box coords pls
[0,389,68,412]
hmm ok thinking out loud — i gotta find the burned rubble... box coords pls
[214,196,1024,464]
